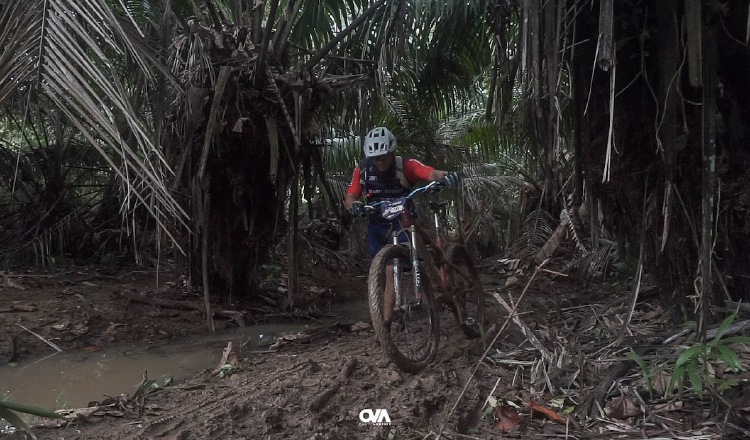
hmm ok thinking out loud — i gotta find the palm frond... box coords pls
[0,2,43,104]
[504,209,555,260]
[562,239,618,280]
[0,1,188,250]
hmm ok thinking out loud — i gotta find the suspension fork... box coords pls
[391,232,402,309]
[408,225,422,303]
[391,225,423,308]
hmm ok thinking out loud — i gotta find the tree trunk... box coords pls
[699,19,717,337]
[657,0,678,176]
[286,167,300,311]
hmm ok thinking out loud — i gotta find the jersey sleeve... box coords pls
[346,166,363,196]
[403,158,435,184]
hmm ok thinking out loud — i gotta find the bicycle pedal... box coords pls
[403,300,423,313]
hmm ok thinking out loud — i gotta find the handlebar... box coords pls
[359,180,445,216]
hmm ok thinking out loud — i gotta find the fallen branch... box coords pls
[704,318,750,341]
[491,292,553,361]
[121,291,245,326]
[17,324,62,352]
[31,403,125,429]
[0,304,37,313]
[541,268,568,277]
[269,322,352,350]
[309,357,357,411]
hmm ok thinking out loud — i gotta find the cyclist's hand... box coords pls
[439,172,460,189]
[349,201,364,217]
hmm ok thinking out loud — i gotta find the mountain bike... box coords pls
[362,181,486,373]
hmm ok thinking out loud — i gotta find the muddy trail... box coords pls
[2,260,750,439]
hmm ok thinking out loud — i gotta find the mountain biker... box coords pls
[345,126,459,326]
[345,126,460,256]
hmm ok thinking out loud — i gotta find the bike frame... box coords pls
[378,181,452,310]
[364,180,482,372]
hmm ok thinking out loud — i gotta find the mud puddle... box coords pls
[0,299,370,411]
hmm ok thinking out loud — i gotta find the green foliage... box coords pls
[626,350,654,395]
[628,310,750,400]
[217,363,235,379]
[667,311,750,398]
[627,350,669,399]
[0,399,62,439]
[55,391,69,410]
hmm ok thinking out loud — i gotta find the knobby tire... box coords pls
[368,244,440,373]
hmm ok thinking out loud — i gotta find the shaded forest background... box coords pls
[1,0,749,332]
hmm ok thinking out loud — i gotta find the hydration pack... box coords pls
[358,156,412,192]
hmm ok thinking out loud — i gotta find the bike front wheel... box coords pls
[368,244,440,373]
[445,244,486,338]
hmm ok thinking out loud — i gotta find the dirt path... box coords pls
[35,318,508,439]
[2,262,747,439]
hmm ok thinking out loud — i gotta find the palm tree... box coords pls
[9,0,741,333]
[0,0,189,268]
[0,0,545,310]
[3,1,509,311]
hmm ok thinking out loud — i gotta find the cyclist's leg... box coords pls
[367,223,388,258]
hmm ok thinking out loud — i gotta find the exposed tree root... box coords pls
[309,357,358,411]
[121,290,245,326]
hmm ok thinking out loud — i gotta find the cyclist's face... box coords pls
[371,153,394,171]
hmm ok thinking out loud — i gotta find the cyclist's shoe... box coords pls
[399,300,423,315]
[434,290,450,305]
[392,319,405,333]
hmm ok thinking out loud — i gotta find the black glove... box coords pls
[440,172,460,189]
[349,201,364,217]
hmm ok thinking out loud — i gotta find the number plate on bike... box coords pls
[381,199,407,220]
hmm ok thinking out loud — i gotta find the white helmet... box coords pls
[364,127,397,158]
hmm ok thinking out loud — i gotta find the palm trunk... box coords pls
[657,0,678,175]
[286,167,300,310]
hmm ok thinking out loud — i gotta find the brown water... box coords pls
[0,300,370,416]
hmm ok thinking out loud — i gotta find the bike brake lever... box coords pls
[429,182,445,193]
[362,205,378,216]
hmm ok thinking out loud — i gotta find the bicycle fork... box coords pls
[391,225,422,311]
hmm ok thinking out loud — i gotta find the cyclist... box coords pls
[345,127,459,325]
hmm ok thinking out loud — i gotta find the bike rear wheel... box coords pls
[445,244,486,338]
[368,244,440,373]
